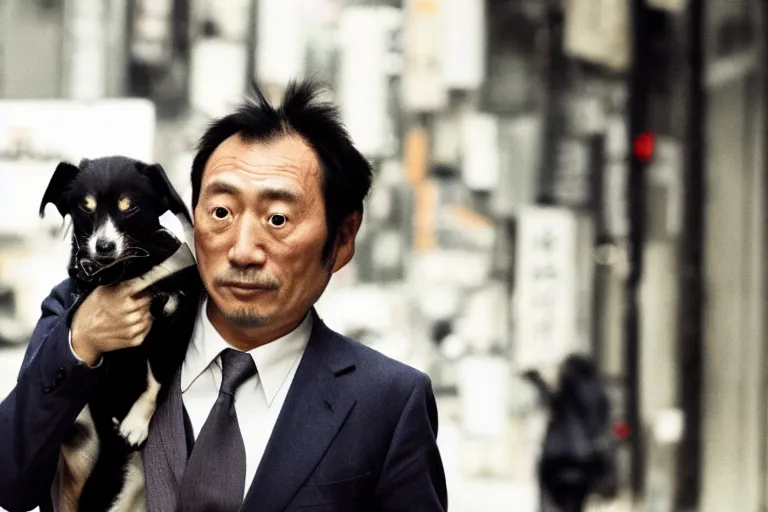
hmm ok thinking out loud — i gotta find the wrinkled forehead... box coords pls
[202,134,323,193]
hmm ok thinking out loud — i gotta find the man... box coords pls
[0,80,448,511]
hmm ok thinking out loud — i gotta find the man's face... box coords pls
[194,134,356,332]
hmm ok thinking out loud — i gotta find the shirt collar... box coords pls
[181,297,313,406]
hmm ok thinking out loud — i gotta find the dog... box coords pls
[39,156,202,511]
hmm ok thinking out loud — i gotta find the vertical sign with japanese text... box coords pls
[514,207,579,368]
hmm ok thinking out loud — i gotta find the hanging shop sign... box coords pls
[441,0,486,90]
[460,113,500,192]
[491,115,542,219]
[67,0,108,99]
[401,0,448,111]
[190,39,247,119]
[514,207,580,368]
[130,0,174,66]
[338,6,400,158]
[563,0,630,71]
[256,0,307,87]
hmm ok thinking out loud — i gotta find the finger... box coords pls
[131,323,153,347]
[124,311,145,325]
[124,295,152,314]
[126,319,150,339]
[129,332,146,347]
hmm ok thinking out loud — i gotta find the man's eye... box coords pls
[268,214,287,227]
[212,207,230,219]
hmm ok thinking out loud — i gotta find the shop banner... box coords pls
[401,0,448,111]
[460,112,500,192]
[441,0,485,90]
[190,39,247,119]
[563,0,629,71]
[256,0,307,86]
[514,207,579,368]
[338,6,400,158]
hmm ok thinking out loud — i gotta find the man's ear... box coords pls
[138,162,192,225]
[39,161,79,219]
[331,212,362,273]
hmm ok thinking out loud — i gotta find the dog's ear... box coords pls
[139,162,192,225]
[39,161,79,218]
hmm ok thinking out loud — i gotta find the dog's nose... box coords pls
[95,239,117,256]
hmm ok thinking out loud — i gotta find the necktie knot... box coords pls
[219,348,257,396]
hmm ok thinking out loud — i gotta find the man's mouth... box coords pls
[225,283,274,291]
[222,282,279,298]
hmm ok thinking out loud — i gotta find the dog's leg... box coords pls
[55,405,100,512]
[107,451,147,512]
[162,292,179,316]
[116,361,161,447]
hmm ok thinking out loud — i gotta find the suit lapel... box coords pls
[142,369,188,511]
[242,311,357,512]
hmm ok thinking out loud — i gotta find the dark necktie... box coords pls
[176,348,258,511]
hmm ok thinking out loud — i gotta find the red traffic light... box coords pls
[633,131,655,163]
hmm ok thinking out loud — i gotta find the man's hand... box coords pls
[71,278,154,366]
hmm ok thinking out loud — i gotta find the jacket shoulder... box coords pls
[328,328,432,399]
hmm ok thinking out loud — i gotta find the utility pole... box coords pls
[626,0,651,499]
[674,0,705,507]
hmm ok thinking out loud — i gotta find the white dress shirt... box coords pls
[180,297,312,499]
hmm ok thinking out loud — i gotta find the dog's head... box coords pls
[39,156,191,284]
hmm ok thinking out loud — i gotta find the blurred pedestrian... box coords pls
[525,354,617,512]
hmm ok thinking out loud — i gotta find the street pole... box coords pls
[673,0,705,507]
[627,0,650,499]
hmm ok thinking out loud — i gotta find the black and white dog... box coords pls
[39,156,202,511]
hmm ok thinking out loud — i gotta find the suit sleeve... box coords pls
[375,374,449,511]
[0,280,106,512]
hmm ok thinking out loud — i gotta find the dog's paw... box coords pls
[162,293,179,316]
[117,410,151,447]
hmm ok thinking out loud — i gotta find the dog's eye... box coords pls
[268,214,287,227]
[82,195,97,212]
[118,197,133,212]
[212,207,230,220]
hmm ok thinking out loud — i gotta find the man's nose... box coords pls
[227,215,267,267]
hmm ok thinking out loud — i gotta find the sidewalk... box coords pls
[436,394,636,512]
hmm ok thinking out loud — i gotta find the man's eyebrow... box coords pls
[203,181,301,203]
[203,181,239,197]
[258,187,300,203]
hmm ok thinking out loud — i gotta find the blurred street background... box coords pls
[0,0,766,510]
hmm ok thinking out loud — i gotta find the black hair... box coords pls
[190,79,373,264]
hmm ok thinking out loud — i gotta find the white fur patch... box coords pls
[117,361,161,447]
[163,293,179,316]
[88,216,125,258]
[56,405,100,512]
[108,452,147,512]
[131,243,196,293]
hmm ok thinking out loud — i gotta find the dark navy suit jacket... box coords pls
[0,278,448,511]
